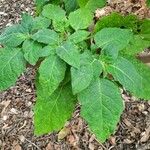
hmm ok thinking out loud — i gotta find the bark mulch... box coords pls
[0,0,150,149]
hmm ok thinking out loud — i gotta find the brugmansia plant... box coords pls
[0,0,150,142]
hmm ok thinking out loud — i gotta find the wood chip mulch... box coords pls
[0,0,150,150]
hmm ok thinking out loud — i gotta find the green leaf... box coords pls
[121,55,150,100]
[53,19,69,32]
[42,4,66,21]
[21,13,33,33]
[94,13,140,34]
[147,0,150,7]
[123,35,150,55]
[94,28,133,59]
[34,83,77,135]
[140,19,150,34]
[31,16,51,31]
[78,78,124,142]
[56,41,80,68]
[64,0,79,13]
[32,29,59,45]
[0,25,28,47]
[22,39,42,65]
[71,64,93,94]
[37,55,66,97]
[94,13,124,33]
[68,30,90,44]
[80,50,103,76]
[77,0,89,7]
[107,57,143,97]
[35,0,49,15]
[85,0,106,12]
[39,45,56,57]
[0,48,26,91]
[68,8,93,30]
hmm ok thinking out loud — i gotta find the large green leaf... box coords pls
[71,64,93,94]
[0,48,26,91]
[42,4,66,21]
[68,8,93,30]
[22,39,42,65]
[94,28,133,59]
[32,29,59,45]
[68,30,90,44]
[34,83,77,135]
[122,55,150,100]
[0,25,28,47]
[56,41,80,68]
[78,78,124,142]
[37,55,66,97]
[107,57,143,97]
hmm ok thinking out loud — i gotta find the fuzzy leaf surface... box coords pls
[32,29,59,45]
[22,39,42,65]
[42,4,66,21]
[68,30,90,44]
[78,78,124,142]
[31,16,51,31]
[56,41,80,68]
[38,55,66,97]
[107,57,142,97]
[0,25,28,47]
[71,64,93,94]
[94,28,133,59]
[68,8,93,30]
[0,48,26,91]
[122,55,150,100]
[34,84,77,135]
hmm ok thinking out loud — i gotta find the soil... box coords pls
[0,0,150,150]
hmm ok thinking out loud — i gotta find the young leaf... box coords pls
[71,64,93,94]
[0,25,28,47]
[37,55,66,97]
[34,83,77,135]
[107,57,143,97]
[42,4,66,21]
[94,28,133,59]
[78,78,124,142]
[32,29,59,45]
[0,48,26,91]
[53,19,69,32]
[68,8,93,30]
[68,30,90,44]
[31,16,51,31]
[22,39,42,65]
[56,41,80,68]
[21,13,33,33]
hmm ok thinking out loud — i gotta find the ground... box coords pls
[0,0,150,150]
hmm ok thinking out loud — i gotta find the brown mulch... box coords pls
[0,0,150,150]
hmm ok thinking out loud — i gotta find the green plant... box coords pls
[0,1,150,143]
